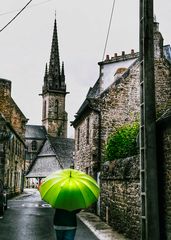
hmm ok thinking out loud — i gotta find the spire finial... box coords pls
[45,63,48,75]
[48,17,60,83]
[61,61,65,75]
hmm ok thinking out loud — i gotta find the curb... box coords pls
[78,212,129,240]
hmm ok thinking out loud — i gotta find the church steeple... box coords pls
[42,18,66,93]
[48,19,60,83]
[61,61,65,87]
[43,63,48,88]
[41,18,68,138]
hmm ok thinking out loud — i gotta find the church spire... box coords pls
[41,17,68,138]
[48,18,61,88]
[44,63,48,81]
[60,61,66,88]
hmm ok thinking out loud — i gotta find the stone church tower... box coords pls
[41,19,68,138]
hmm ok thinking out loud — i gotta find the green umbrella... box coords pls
[39,169,100,211]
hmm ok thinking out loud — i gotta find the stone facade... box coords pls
[157,113,171,239]
[42,92,68,137]
[72,22,171,239]
[100,156,140,240]
[0,78,27,138]
[73,108,100,177]
[24,125,47,174]
[41,19,68,138]
[0,122,26,195]
[0,78,27,196]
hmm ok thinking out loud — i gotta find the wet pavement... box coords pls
[0,189,98,240]
[1,189,129,240]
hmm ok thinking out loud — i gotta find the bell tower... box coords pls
[41,18,68,138]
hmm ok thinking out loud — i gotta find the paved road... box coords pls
[0,189,98,240]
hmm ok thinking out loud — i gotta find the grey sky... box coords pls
[0,0,170,137]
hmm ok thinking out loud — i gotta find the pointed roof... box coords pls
[48,136,75,169]
[26,136,75,178]
[25,125,47,139]
[48,18,60,82]
[42,18,66,93]
[26,138,61,178]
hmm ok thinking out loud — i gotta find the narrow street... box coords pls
[0,189,99,240]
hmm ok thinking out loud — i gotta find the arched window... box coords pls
[55,100,59,118]
[43,101,46,119]
[31,140,37,151]
[77,127,80,151]
[86,117,90,145]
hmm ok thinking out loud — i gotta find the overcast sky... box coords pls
[0,0,170,138]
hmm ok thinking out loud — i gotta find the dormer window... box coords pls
[31,140,37,151]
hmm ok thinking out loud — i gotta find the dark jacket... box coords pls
[53,208,81,227]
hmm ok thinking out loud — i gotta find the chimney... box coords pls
[153,19,163,59]
[122,51,125,57]
[105,55,110,61]
[131,49,134,55]
[153,21,159,33]
[114,53,117,58]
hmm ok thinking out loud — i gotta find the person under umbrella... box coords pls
[39,168,100,240]
[53,208,81,240]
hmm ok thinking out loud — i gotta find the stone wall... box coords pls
[0,79,12,122]
[99,57,171,161]
[157,118,171,239]
[72,23,171,238]
[0,78,27,138]
[74,110,100,177]
[0,117,26,196]
[100,61,140,155]
[100,155,140,240]
[155,59,171,115]
[42,92,68,138]
[0,78,27,195]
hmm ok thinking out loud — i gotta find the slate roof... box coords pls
[48,136,75,169]
[25,125,47,139]
[26,156,60,178]
[26,136,75,178]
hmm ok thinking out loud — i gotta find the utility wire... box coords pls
[0,0,33,33]
[0,0,54,17]
[102,0,116,61]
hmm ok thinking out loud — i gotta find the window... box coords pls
[43,101,46,119]
[31,140,37,151]
[86,117,90,145]
[55,100,59,118]
[77,128,80,151]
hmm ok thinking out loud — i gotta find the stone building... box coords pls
[72,21,171,239]
[0,78,28,196]
[25,125,47,172]
[26,18,74,182]
[0,78,27,138]
[41,18,68,138]
[72,21,171,174]
[26,136,74,186]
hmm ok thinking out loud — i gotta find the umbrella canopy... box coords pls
[39,168,100,211]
